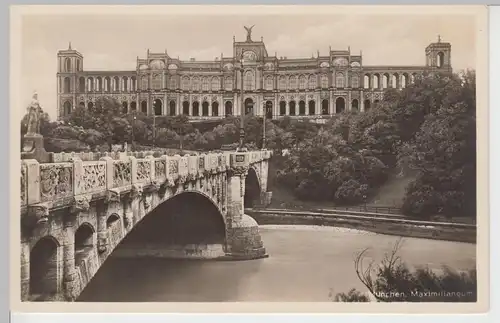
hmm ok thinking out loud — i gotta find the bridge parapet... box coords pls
[21,149,272,214]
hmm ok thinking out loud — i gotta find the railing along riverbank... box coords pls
[245,208,476,244]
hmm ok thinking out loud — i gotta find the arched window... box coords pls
[141,76,148,90]
[152,74,162,90]
[113,76,120,92]
[181,76,190,90]
[141,100,147,114]
[372,74,380,89]
[279,101,286,115]
[88,101,94,110]
[411,73,417,84]
[224,77,233,91]
[63,77,71,93]
[87,77,94,92]
[65,58,71,72]
[212,101,219,116]
[153,99,162,116]
[122,101,128,114]
[104,77,111,92]
[351,74,359,88]
[192,77,200,91]
[96,77,102,91]
[308,75,317,89]
[321,99,329,115]
[202,101,209,116]
[308,100,315,115]
[78,77,85,92]
[352,99,359,112]
[130,77,136,91]
[288,76,297,90]
[289,101,296,116]
[202,77,210,91]
[169,77,177,89]
[401,74,408,88]
[437,52,445,68]
[130,101,137,111]
[298,101,306,115]
[122,76,128,92]
[279,76,287,90]
[182,101,190,115]
[192,101,200,116]
[320,74,329,88]
[225,101,233,116]
[63,101,72,115]
[364,75,370,89]
[244,70,255,91]
[265,101,273,119]
[364,100,371,112]
[265,76,273,90]
[335,97,346,114]
[211,77,220,91]
[336,73,345,88]
[169,100,176,116]
[299,75,307,90]
[391,74,399,88]
[382,74,389,89]
[76,59,80,71]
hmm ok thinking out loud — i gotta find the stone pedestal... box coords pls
[21,134,50,163]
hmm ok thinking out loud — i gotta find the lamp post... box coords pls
[131,114,136,150]
[262,102,266,150]
[238,56,246,152]
[152,114,156,149]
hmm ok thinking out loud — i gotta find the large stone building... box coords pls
[56,27,452,121]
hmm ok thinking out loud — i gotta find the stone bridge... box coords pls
[20,149,272,301]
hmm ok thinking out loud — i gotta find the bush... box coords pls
[334,179,368,205]
[334,239,477,302]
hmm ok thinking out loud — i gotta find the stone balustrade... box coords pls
[20,150,272,210]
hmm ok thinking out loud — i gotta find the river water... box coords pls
[78,225,476,302]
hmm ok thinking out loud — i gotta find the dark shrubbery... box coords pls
[334,239,476,302]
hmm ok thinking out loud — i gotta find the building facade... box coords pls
[56,28,452,121]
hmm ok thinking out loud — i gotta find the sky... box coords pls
[18,11,478,120]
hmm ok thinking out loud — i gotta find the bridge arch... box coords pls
[114,190,227,253]
[244,167,261,208]
[29,235,62,298]
[74,223,95,265]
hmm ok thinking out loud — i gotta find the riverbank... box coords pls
[246,210,476,244]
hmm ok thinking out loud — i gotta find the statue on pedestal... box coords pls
[22,91,49,162]
[25,92,43,136]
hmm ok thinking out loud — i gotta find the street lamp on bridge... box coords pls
[237,55,247,152]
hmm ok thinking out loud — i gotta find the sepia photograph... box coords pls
[11,4,488,313]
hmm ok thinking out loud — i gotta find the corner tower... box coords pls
[425,35,452,72]
[57,42,84,119]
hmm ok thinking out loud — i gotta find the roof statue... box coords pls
[244,25,255,42]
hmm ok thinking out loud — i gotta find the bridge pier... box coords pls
[224,153,267,260]
[62,212,78,301]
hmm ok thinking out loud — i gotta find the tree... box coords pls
[399,71,476,219]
